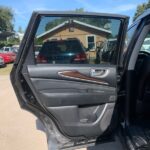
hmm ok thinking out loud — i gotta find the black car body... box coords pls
[10,10,150,150]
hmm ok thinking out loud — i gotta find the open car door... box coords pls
[11,11,129,149]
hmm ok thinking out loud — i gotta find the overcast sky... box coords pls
[0,0,147,31]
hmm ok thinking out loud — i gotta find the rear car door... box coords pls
[11,11,129,149]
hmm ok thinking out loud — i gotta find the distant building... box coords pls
[37,20,111,50]
[14,32,24,41]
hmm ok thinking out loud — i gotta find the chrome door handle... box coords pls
[90,69,109,78]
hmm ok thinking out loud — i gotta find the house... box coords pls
[14,32,24,41]
[37,20,111,49]
[37,20,111,60]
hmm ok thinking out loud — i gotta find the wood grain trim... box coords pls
[58,70,109,85]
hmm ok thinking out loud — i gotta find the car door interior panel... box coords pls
[24,65,117,137]
[47,103,115,137]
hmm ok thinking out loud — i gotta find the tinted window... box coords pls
[140,31,150,53]
[34,16,122,64]
[5,48,10,51]
[122,23,138,61]
[87,35,95,49]
[143,39,150,45]
[127,24,138,44]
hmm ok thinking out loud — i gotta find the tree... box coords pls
[75,8,84,13]
[0,37,20,48]
[0,6,14,31]
[133,0,150,21]
[18,26,23,33]
[146,0,150,9]
[7,37,20,45]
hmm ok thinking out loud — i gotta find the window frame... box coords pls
[140,34,150,53]
[15,12,129,67]
[122,20,141,68]
[86,34,96,50]
[128,22,150,70]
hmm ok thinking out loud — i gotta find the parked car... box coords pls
[1,46,18,55]
[34,45,42,58]
[11,45,20,54]
[6,52,16,62]
[37,38,87,64]
[0,56,6,68]
[11,10,150,150]
[0,53,12,63]
[1,46,12,52]
[0,49,16,63]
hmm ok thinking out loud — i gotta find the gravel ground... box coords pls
[0,64,13,75]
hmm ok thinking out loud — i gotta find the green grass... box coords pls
[0,64,13,75]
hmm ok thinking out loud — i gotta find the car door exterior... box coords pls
[10,11,129,149]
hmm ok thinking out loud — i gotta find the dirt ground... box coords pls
[0,64,13,75]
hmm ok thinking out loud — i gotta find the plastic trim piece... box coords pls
[58,70,109,85]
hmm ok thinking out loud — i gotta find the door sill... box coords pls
[125,124,150,150]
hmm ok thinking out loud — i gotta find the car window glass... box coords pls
[123,24,138,54]
[34,16,122,64]
[140,31,150,53]
[126,26,136,45]
[87,35,95,49]
[5,48,9,51]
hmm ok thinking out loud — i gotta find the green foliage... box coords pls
[0,6,14,31]
[7,37,20,45]
[34,38,43,45]
[0,41,7,48]
[0,6,17,48]
[133,0,150,21]
[0,37,19,48]
[18,26,23,33]
[74,8,84,13]
[146,0,150,9]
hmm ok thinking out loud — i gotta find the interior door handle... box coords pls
[90,69,109,78]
